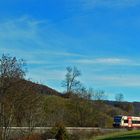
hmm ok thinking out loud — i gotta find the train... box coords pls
[113,115,140,129]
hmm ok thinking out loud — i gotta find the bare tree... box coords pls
[115,93,124,102]
[93,90,107,101]
[62,66,81,93]
[0,54,25,140]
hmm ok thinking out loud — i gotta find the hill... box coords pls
[20,79,62,96]
[105,100,140,116]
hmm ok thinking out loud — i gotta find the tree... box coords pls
[114,93,134,114]
[65,87,95,127]
[115,93,124,102]
[0,54,25,140]
[62,66,81,93]
[93,90,107,101]
[23,92,43,133]
[44,96,66,126]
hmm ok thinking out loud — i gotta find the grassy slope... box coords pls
[91,130,140,140]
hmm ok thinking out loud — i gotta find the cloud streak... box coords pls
[0,16,83,63]
[88,75,140,87]
[72,57,140,66]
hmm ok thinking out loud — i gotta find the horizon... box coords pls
[1,0,140,101]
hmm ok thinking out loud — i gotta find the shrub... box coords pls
[51,123,69,140]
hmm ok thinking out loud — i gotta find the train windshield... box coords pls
[114,116,122,123]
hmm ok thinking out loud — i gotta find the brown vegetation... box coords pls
[0,54,136,140]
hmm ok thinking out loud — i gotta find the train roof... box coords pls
[114,115,140,119]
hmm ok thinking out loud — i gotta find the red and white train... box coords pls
[113,115,140,128]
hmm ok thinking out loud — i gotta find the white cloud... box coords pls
[72,57,134,65]
[28,51,84,57]
[0,16,83,64]
[83,74,140,87]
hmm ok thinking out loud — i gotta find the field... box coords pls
[91,130,140,140]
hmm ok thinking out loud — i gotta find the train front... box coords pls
[113,116,122,128]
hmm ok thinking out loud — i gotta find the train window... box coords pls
[132,121,140,124]
[124,120,128,123]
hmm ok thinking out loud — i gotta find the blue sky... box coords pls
[0,0,140,101]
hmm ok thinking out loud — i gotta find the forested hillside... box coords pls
[0,54,136,140]
[20,79,62,96]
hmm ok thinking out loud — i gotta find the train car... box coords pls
[113,115,140,129]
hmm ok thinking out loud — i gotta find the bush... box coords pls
[51,123,69,140]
